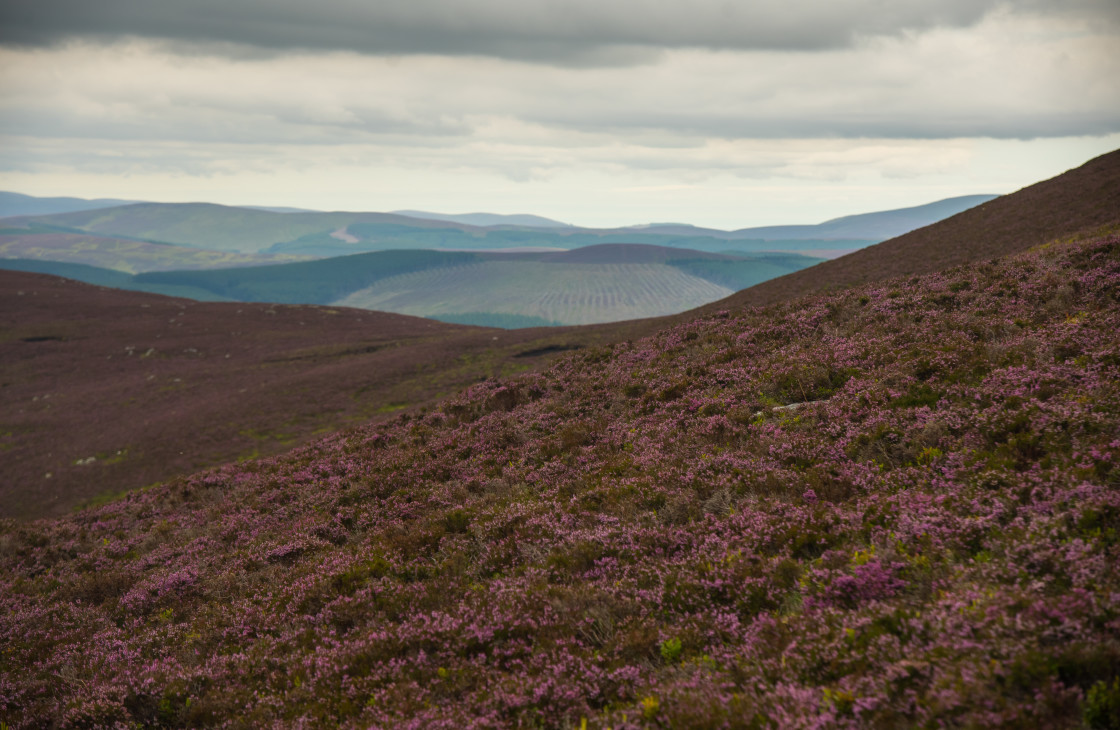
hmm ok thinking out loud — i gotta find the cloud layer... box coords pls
[0,1,1117,227]
[2,0,1117,63]
[3,9,1116,149]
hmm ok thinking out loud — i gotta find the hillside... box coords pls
[0,259,233,301]
[635,195,998,242]
[135,245,821,326]
[264,225,865,259]
[7,203,468,253]
[730,194,1000,241]
[703,149,1120,312]
[0,191,137,217]
[336,261,733,326]
[3,232,1118,727]
[135,249,482,305]
[0,230,307,273]
[392,210,572,228]
[0,272,655,519]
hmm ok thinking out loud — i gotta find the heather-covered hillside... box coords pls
[708,148,1120,313]
[0,272,650,520]
[3,234,1120,728]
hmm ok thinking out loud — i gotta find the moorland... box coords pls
[0,151,1118,728]
[0,186,1017,519]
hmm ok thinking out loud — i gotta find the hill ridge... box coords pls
[698,148,1120,313]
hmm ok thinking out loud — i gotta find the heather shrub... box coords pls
[3,234,1120,728]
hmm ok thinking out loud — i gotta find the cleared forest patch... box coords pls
[334,261,735,325]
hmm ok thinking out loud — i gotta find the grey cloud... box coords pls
[2,0,1105,63]
[0,105,471,146]
[529,108,1120,141]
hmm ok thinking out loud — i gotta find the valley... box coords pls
[0,192,997,328]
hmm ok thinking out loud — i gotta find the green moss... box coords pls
[1085,677,1120,730]
[660,637,683,663]
[332,556,392,595]
[889,384,941,409]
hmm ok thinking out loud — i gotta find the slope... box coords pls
[0,259,232,301]
[135,249,480,304]
[0,230,307,273]
[730,194,1000,240]
[135,244,822,326]
[335,261,735,326]
[0,272,653,520]
[3,232,1118,728]
[266,223,867,258]
[391,210,572,228]
[0,190,137,217]
[628,195,997,241]
[700,148,1120,313]
[12,203,470,253]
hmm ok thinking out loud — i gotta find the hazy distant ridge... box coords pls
[634,195,999,240]
[391,210,572,228]
[0,191,137,217]
[3,193,997,259]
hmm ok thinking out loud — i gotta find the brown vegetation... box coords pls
[3,149,1116,520]
[0,273,656,519]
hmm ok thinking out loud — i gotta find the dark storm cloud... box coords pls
[3,0,1108,63]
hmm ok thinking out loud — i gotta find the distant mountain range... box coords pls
[0,191,138,217]
[0,230,308,274]
[736,194,999,240]
[609,195,1000,240]
[0,189,1004,327]
[0,193,997,262]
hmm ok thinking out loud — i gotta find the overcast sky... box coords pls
[0,0,1117,228]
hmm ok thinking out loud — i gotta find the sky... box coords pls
[0,0,1117,229]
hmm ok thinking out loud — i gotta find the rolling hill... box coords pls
[737,194,999,240]
[391,210,573,228]
[135,249,483,305]
[4,227,1118,727]
[0,191,137,217]
[134,245,822,326]
[333,248,818,325]
[620,195,998,240]
[0,259,233,301]
[695,148,1120,314]
[0,229,308,273]
[3,194,997,262]
[337,261,732,326]
[262,225,866,259]
[3,203,469,254]
[0,270,662,520]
